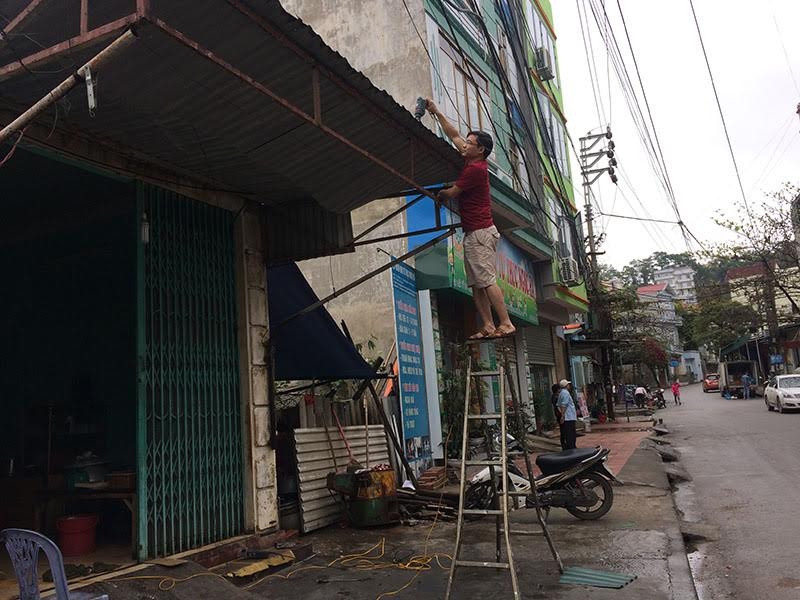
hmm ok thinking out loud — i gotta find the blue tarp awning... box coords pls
[267,263,378,381]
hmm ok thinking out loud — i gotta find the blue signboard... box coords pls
[770,354,784,365]
[391,262,432,470]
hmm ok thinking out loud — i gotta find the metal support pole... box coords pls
[0,29,136,144]
[368,383,418,487]
[352,193,425,242]
[273,227,456,330]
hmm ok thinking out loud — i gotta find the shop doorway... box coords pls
[0,149,139,596]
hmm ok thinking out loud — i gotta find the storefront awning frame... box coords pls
[0,0,462,216]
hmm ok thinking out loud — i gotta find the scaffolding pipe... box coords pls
[0,29,136,145]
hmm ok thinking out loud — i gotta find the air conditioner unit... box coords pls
[560,256,579,285]
[535,47,555,81]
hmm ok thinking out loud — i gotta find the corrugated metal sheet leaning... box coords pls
[294,425,390,533]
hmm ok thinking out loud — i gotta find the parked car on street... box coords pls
[764,375,800,412]
[702,373,720,393]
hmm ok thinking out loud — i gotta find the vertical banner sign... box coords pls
[391,263,432,476]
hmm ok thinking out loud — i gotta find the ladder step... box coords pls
[471,370,501,377]
[506,491,531,497]
[500,528,544,536]
[455,559,510,569]
[464,460,503,467]
[462,508,504,516]
[467,413,502,420]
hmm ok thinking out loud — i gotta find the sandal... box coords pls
[490,325,516,338]
[468,327,496,340]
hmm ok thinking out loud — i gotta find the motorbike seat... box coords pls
[536,447,599,475]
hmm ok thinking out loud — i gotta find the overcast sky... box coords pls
[552,0,800,268]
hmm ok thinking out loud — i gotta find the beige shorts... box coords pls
[463,225,500,289]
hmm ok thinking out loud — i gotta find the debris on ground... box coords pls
[398,487,457,522]
[679,521,720,543]
[416,466,447,490]
[655,446,681,462]
[652,424,671,436]
[664,463,693,484]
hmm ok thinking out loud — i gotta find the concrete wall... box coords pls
[299,197,408,361]
[281,0,433,113]
[281,0,438,361]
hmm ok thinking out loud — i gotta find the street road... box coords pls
[666,383,800,600]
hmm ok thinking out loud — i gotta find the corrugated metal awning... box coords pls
[0,0,461,215]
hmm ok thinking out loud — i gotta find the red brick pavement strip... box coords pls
[513,428,652,477]
[581,429,652,475]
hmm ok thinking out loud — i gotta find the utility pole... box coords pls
[579,127,618,277]
[579,127,618,420]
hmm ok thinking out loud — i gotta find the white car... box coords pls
[764,375,800,413]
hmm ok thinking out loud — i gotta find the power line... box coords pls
[449,3,559,234]
[484,0,595,280]
[493,1,599,276]
[769,0,800,97]
[613,0,681,220]
[402,0,560,236]
[598,211,679,224]
[583,2,676,210]
[584,0,704,251]
[576,0,606,126]
[687,0,751,216]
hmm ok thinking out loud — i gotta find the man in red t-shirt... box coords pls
[425,99,515,340]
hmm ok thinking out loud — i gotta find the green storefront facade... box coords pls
[0,150,258,560]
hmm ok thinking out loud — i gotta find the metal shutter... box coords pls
[525,324,555,365]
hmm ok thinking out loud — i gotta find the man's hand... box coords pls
[437,185,461,203]
[425,99,438,116]
[425,98,465,147]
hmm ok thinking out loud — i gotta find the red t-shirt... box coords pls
[454,159,493,232]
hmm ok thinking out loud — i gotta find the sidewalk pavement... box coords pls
[247,427,697,600]
[66,425,695,600]
[582,428,652,476]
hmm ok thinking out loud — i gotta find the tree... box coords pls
[703,183,800,340]
[679,299,760,355]
[641,337,668,385]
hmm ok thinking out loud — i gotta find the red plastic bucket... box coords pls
[56,514,98,557]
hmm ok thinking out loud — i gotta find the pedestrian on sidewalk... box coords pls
[557,379,577,450]
[671,380,681,405]
[634,385,647,409]
[550,383,563,446]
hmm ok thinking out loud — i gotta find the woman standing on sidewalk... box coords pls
[671,380,682,405]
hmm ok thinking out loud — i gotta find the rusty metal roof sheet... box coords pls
[0,0,461,213]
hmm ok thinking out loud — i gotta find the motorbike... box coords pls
[653,389,666,409]
[465,445,617,521]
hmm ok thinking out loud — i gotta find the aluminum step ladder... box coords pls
[444,341,563,600]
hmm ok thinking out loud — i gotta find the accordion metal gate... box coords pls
[136,182,244,559]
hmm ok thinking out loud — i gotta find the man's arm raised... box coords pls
[426,99,466,151]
